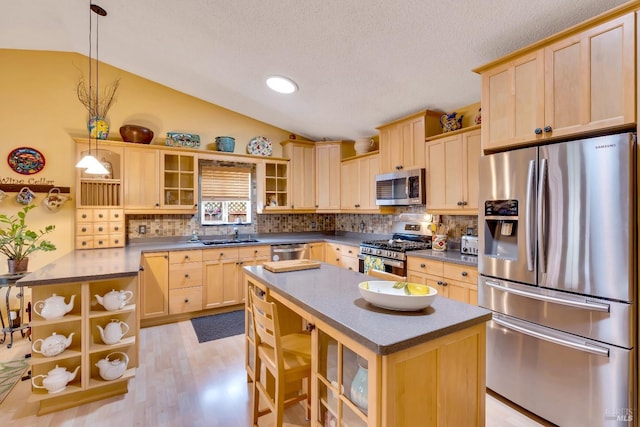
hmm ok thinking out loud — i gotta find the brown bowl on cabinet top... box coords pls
[119,125,154,144]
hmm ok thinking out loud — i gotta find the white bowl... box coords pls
[358,281,437,311]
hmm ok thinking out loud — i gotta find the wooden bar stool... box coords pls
[366,268,407,281]
[250,291,311,426]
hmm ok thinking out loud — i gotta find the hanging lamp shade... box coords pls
[76,2,109,174]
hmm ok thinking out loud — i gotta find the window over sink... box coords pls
[199,162,253,225]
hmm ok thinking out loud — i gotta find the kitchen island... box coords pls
[243,263,491,427]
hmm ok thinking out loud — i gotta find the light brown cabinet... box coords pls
[309,242,325,262]
[325,243,359,271]
[426,126,481,213]
[29,275,139,414]
[75,208,125,249]
[161,152,197,211]
[140,252,169,319]
[477,12,635,152]
[315,141,343,212]
[203,245,270,309]
[256,158,290,212]
[406,256,478,305]
[245,273,487,427]
[168,250,203,314]
[282,140,316,211]
[340,153,379,211]
[377,110,441,173]
[123,146,160,210]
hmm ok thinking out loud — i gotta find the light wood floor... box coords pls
[0,320,553,427]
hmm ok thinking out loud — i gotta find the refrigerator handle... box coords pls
[525,160,536,271]
[483,280,610,312]
[492,316,610,357]
[537,158,547,273]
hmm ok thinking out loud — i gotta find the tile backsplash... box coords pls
[127,206,477,242]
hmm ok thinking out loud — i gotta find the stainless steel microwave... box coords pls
[375,168,426,206]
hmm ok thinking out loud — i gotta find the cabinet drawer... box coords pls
[109,233,125,247]
[169,250,203,264]
[93,236,111,248]
[340,244,358,257]
[109,222,124,234]
[238,245,270,259]
[109,209,124,222]
[169,263,203,289]
[93,209,110,221]
[340,256,359,272]
[406,257,444,276]
[443,263,478,285]
[169,287,203,314]
[76,223,94,236]
[93,222,110,235]
[76,209,93,222]
[76,237,94,249]
[202,247,239,262]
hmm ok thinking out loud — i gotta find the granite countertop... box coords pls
[17,232,477,286]
[243,263,491,355]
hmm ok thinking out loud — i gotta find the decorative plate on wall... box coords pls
[7,147,45,175]
[246,136,272,156]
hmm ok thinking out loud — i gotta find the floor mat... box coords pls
[191,310,245,343]
[0,358,28,404]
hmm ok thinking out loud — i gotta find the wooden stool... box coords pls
[250,292,311,426]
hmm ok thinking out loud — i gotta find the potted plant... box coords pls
[0,205,56,274]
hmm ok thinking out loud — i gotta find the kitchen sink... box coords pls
[200,239,260,245]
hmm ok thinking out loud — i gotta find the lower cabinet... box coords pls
[29,276,139,415]
[406,256,478,305]
[168,250,203,314]
[309,242,325,261]
[203,245,270,309]
[245,274,486,426]
[140,252,169,319]
[326,243,359,271]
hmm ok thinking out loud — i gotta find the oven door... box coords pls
[358,254,406,277]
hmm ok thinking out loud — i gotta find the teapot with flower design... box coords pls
[440,112,464,132]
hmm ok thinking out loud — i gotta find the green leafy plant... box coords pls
[0,205,56,261]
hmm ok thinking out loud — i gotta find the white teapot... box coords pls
[95,289,133,311]
[31,365,79,394]
[32,332,74,357]
[33,294,76,320]
[96,352,129,381]
[97,320,129,345]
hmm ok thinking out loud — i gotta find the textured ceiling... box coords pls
[0,0,631,141]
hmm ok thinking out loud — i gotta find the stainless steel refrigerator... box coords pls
[478,132,636,427]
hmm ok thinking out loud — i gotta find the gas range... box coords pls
[358,220,432,272]
[360,238,432,261]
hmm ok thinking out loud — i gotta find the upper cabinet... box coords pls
[281,140,316,211]
[123,146,160,210]
[377,110,442,173]
[161,152,197,211]
[476,12,635,152]
[256,158,290,213]
[426,126,481,213]
[340,153,379,211]
[315,141,343,212]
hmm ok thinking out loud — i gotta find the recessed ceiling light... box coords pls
[266,75,298,94]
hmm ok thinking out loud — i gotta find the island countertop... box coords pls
[243,263,491,355]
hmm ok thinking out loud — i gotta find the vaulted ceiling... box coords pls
[0,0,630,140]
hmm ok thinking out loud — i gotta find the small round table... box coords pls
[0,273,30,349]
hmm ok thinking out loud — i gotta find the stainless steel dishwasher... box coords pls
[270,243,309,261]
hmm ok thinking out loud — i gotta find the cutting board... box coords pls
[263,259,321,273]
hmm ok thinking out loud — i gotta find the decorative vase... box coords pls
[8,258,28,274]
[88,117,109,140]
[350,358,368,412]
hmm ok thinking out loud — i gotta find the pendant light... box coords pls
[75,2,109,175]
